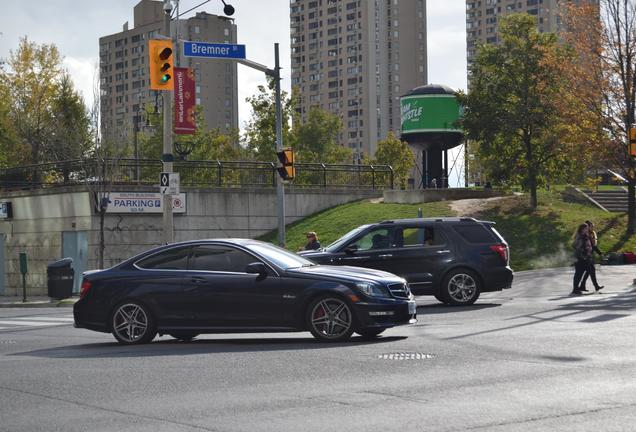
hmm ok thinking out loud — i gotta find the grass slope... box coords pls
[259,191,636,271]
[472,191,636,271]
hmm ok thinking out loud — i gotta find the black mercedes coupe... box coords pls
[74,239,417,344]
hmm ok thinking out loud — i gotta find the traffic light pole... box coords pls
[274,44,286,247]
[163,6,174,244]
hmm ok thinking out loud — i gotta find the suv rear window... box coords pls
[452,224,497,244]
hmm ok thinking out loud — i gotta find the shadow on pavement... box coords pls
[446,286,636,340]
[11,335,407,359]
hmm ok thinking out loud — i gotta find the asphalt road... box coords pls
[1,265,636,432]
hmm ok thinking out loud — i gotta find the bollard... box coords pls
[19,252,28,303]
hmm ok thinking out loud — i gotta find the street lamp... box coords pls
[221,0,234,16]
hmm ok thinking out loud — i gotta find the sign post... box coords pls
[19,252,27,303]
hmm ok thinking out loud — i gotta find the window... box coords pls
[397,227,443,247]
[189,246,256,273]
[349,228,393,251]
[453,225,497,244]
[137,247,190,270]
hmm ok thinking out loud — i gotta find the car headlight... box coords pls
[355,282,390,298]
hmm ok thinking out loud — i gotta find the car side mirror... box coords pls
[246,262,267,277]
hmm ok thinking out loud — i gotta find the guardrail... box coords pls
[0,159,394,190]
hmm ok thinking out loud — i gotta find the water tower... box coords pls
[400,84,463,188]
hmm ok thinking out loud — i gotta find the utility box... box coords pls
[47,258,74,300]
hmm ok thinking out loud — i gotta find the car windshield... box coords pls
[324,224,370,252]
[246,242,317,270]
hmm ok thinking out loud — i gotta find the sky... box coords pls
[0,0,467,183]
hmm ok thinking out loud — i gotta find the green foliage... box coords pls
[243,78,295,161]
[49,74,92,161]
[294,106,350,163]
[459,14,575,208]
[0,37,86,166]
[373,132,415,189]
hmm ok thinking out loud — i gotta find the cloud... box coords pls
[63,57,98,108]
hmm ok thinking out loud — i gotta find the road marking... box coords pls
[0,320,60,327]
[13,317,74,322]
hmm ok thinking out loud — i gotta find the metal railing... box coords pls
[0,158,394,190]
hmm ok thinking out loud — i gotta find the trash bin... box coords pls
[47,258,74,300]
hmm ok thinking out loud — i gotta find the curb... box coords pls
[0,299,77,308]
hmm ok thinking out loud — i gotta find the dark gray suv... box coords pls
[299,217,513,305]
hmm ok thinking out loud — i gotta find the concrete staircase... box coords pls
[582,189,628,212]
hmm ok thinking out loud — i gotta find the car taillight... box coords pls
[80,279,92,299]
[490,244,509,264]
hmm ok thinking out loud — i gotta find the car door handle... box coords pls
[190,276,207,284]
[378,254,393,258]
[436,250,451,254]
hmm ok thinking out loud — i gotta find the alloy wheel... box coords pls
[447,273,477,303]
[309,298,353,341]
[112,303,151,344]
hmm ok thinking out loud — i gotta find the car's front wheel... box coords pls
[111,302,157,345]
[307,296,355,342]
[441,269,481,306]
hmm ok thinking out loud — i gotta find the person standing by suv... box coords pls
[304,231,321,251]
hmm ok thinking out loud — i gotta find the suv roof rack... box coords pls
[379,220,395,224]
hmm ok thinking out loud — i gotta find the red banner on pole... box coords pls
[173,67,196,134]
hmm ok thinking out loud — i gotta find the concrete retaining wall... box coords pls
[0,186,380,296]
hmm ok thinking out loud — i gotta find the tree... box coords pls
[1,37,65,166]
[243,78,295,161]
[561,1,636,233]
[49,73,92,163]
[294,106,350,163]
[373,132,415,189]
[459,14,574,208]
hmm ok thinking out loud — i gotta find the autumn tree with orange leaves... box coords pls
[561,0,636,234]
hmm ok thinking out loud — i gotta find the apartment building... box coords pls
[99,0,238,145]
[466,0,598,68]
[290,0,428,160]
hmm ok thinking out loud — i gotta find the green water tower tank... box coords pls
[400,84,463,151]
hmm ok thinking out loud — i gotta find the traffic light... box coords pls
[276,148,295,180]
[630,127,636,157]
[149,39,174,90]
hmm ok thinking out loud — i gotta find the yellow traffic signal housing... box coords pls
[149,39,174,90]
[630,127,636,157]
[276,148,295,180]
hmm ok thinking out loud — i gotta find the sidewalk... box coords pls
[0,295,78,308]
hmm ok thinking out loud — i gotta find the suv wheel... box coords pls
[441,269,481,306]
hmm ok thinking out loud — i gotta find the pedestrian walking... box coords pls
[578,220,604,292]
[304,231,321,251]
[571,223,592,296]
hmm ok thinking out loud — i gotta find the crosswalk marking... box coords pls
[0,320,60,327]
[0,314,75,330]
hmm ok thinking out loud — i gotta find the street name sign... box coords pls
[183,41,246,59]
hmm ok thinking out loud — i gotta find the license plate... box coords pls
[408,301,416,315]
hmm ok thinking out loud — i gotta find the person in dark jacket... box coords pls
[572,224,592,296]
[578,220,604,292]
[304,232,321,250]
